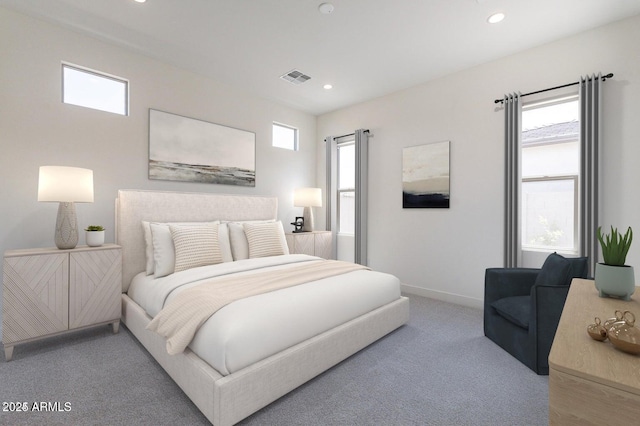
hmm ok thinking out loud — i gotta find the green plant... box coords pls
[597,226,633,266]
[85,225,104,232]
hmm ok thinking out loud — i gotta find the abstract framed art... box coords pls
[148,109,256,187]
[402,141,450,208]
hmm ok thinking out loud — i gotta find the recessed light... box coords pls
[487,12,505,24]
[134,0,146,3]
[318,3,334,14]
[323,84,333,90]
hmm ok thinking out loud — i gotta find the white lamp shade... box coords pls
[294,187,322,207]
[38,166,94,203]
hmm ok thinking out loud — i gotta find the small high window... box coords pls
[62,63,129,116]
[272,122,298,150]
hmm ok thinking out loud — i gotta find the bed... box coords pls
[115,189,410,425]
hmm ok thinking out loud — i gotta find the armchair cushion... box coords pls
[491,296,531,329]
[534,252,571,286]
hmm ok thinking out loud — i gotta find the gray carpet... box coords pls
[0,295,548,425]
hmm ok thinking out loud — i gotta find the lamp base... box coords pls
[302,206,315,232]
[55,202,79,250]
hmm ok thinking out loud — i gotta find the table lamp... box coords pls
[294,187,322,232]
[38,166,94,249]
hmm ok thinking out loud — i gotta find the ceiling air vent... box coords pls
[280,69,311,85]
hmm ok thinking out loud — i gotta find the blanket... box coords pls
[147,259,368,354]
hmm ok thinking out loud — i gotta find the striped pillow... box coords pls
[170,223,223,273]
[243,221,288,258]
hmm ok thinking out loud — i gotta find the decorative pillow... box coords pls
[243,221,289,259]
[534,252,571,287]
[149,221,221,278]
[227,220,276,260]
[491,296,531,329]
[170,223,223,273]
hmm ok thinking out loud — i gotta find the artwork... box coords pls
[149,109,255,187]
[402,141,450,208]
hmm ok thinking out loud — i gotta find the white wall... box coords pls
[317,14,640,308]
[0,8,317,339]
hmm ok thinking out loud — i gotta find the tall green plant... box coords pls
[597,226,633,266]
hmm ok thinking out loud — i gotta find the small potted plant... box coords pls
[85,225,105,247]
[595,226,634,300]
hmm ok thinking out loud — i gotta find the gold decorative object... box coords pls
[587,317,608,341]
[608,311,640,355]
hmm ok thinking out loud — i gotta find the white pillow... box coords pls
[218,223,233,263]
[243,221,289,259]
[149,221,221,278]
[142,221,154,275]
[150,223,177,278]
[170,223,223,273]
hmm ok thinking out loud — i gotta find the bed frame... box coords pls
[115,189,410,425]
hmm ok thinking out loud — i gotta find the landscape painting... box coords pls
[149,109,255,187]
[402,141,450,208]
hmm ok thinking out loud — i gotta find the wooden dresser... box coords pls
[548,279,640,425]
[2,244,121,361]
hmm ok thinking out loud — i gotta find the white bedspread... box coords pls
[128,254,401,375]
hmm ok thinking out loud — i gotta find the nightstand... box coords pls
[285,231,332,259]
[2,244,122,361]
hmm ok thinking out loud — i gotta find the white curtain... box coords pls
[579,74,602,276]
[504,93,521,268]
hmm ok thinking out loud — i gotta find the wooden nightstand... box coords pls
[285,231,332,259]
[2,244,122,361]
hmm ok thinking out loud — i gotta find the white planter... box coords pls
[86,230,105,247]
[594,263,635,301]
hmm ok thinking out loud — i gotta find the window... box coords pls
[337,143,355,235]
[521,96,579,254]
[272,122,298,150]
[62,63,128,115]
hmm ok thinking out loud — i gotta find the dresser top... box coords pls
[549,279,640,395]
[4,244,121,258]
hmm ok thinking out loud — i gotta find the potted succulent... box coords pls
[595,226,634,300]
[85,225,105,247]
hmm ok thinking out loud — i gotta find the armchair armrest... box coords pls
[484,268,540,306]
[530,284,570,372]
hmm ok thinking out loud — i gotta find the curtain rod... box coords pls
[331,129,370,140]
[494,73,613,104]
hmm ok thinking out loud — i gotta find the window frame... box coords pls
[62,62,129,116]
[520,93,580,256]
[521,174,579,255]
[337,140,355,235]
[272,122,299,151]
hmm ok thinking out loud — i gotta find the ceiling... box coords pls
[2,0,640,115]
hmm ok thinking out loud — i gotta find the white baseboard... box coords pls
[401,283,483,310]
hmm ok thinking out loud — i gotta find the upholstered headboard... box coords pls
[115,189,278,291]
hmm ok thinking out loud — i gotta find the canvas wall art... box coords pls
[149,109,256,187]
[402,141,450,208]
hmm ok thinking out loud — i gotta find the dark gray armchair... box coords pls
[484,253,588,375]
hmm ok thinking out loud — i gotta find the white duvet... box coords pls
[128,254,401,375]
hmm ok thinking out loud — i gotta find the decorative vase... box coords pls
[86,230,105,247]
[594,263,635,301]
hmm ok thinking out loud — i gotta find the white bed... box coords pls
[116,189,410,425]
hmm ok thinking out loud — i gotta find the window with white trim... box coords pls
[337,142,355,235]
[62,63,129,116]
[272,122,298,150]
[521,95,579,254]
